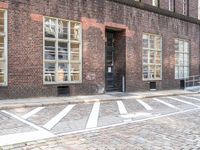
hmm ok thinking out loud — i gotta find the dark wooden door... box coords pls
[105,31,116,91]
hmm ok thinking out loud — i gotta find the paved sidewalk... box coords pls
[0,90,198,110]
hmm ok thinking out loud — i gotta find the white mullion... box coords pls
[79,23,82,82]
[55,19,59,83]
[4,10,7,86]
[68,21,71,81]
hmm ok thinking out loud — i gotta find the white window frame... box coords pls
[175,39,189,79]
[142,33,162,81]
[43,16,82,84]
[0,9,7,86]
[169,0,174,11]
[198,0,200,19]
[152,0,159,7]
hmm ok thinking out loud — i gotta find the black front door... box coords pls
[105,31,116,91]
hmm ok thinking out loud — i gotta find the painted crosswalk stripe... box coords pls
[22,107,45,119]
[136,99,153,111]
[117,101,128,114]
[180,95,200,102]
[167,97,200,107]
[117,101,132,122]
[86,102,100,129]
[153,98,180,110]
[43,105,75,130]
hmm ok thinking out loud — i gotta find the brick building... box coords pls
[0,0,200,99]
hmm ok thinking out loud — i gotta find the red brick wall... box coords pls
[0,0,199,99]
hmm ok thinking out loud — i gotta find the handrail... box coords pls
[184,75,200,91]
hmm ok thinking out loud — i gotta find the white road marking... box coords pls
[43,105,75,130]
[22,107,45,119]
[153,98,180,110]
[86,102,100,129]
[117,101,128,114]
[180,95,200,102]
[58,107,200,137]
[167,97,200,107]
[0,131,54,146]
[1,110,53,135]
[117,101,132,122]
[136,99,153,111]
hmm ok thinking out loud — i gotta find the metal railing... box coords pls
[184,75,200,91]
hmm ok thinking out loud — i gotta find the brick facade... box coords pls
[0,0,199,99]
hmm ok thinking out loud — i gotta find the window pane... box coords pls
[179,53,184,66]
[143,34,149,48]
[179,67,184,78]
[155,51,161,64]
[58,63,68,82]
[71,22,80,41]
[71,63,80,81]
[45,63,55,82]
[184,41,189,53]
[184,53,189,66]
[0,36,4,58]
[184,67,189,77]
[71,43,80,61]
[58,20,68,39]
[179,40,184,52]
[0,11,4,33]
[150,35,155,49]
[155,65,161,78]
[149,65,155,79]
[45,41,56,60]
[150,51,155,63]
[143,65,148,79]
[143,50,148,63]
[58,42,68,60]
[45,18,56,38]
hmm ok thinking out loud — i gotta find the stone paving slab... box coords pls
[0,90,198,110]
[2,108,200,149]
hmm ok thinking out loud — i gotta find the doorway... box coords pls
[105,29,126,92]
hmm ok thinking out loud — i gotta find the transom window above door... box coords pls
[44,17,82,84]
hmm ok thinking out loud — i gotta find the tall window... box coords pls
[152,0,159,7]
[198,0,200,19]
[44,17,82,83]
[0,10,7,86]
[169,0,174,11]
[175,39,189,79]
[183,0,188,15]
[142,34,162,80]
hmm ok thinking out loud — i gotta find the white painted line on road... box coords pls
[117,101,128,114]
[153,98,180,110]
[0,131,54,146]
[136,99,153,111]
[180,95,200,102]
[86,102,100,129]
[117,101,132,122]
[167,97,200,107]
[58,107,200,137]
[1,110,54,135]
[43,104,75,130]
[22,107,45,119]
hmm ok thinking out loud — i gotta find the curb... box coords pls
[0,92,199,110]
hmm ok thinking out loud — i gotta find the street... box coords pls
[1,94,200,149]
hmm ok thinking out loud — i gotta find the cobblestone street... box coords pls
[2,106,200,150]
[1,94,200,149]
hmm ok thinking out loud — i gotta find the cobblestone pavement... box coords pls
[1,94,200,149]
